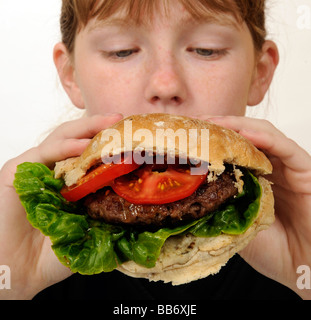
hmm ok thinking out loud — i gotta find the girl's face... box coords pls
[59,1,277,118]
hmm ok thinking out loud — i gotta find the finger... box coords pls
[191,114,214,120]
[54,138,92,161]
[36,139,88,168]
[51,113,123,140]
[240,129,311,171]
[208,116,311,171]
[207,116,278,135]
[38,114,124,166]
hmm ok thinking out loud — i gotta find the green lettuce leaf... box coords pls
[116,220,199,268]
[189,169,261,237]
[14,162,262,274]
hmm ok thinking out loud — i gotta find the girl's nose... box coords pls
[144,54,187,108]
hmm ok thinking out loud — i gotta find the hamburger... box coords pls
[14,113,275,285]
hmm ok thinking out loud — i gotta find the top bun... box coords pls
[55,113,272,186]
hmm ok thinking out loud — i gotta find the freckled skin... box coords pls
[71,1,257,118]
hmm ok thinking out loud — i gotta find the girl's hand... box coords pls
[207,116,311,299]
[0,114,123,299]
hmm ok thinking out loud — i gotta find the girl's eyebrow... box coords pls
[87,12,241,34]
[87,18,129,33]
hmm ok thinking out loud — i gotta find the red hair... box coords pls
[60,0,267,53]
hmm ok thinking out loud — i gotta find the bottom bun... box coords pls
[117,177,275,285]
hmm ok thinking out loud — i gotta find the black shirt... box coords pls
[34,255,300,300]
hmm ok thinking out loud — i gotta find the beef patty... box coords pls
[84,171,238,227]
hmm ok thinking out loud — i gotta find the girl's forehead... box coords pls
[88,5,239,32]
[83,0,242,29]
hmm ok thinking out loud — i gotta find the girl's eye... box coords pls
[115,49,136,58]
[188,48,227,58]
[195,48,215,56]
[104,48,140,59]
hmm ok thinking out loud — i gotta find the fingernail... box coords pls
[207,117,225,123]
[240,128,258,135]
[104,113,123,117]
[78,139,91,144]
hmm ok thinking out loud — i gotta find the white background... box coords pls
[0,0,311,168]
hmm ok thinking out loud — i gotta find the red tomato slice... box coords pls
[112,164,208,205]
[61,156,140,202]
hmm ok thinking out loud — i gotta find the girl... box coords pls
[1,0,311,300]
